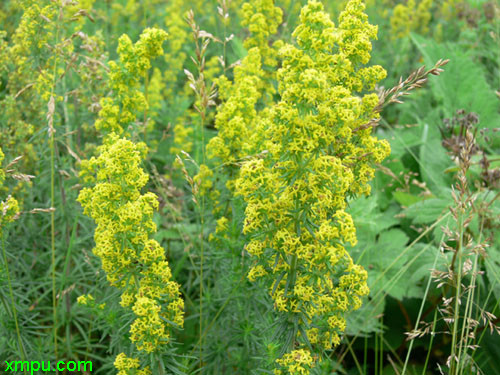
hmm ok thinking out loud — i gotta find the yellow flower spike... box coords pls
[208,47,267,168]
[235,0,390,372]
[275,349,315,375]
[78,134,184,354]
[114,353,140,375]
[241,0,283,69]
[390,0,433,39]
[208,0,284,177]
[96,28,168,134]
[78,28,184,361]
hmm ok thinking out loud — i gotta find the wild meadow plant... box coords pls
[2,0,498,374]
[78,28,184,374]
[235,0,390,372]
[402,111,500,375]
[207,0,283,179]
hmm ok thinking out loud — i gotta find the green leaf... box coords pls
[485,245,500,302]
[403,197,452,224]
[393,191,426,207]
[411,34,500,148]
[230,36,248,59]
[419,131,454,194]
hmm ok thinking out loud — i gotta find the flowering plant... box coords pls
[235,0,390,371]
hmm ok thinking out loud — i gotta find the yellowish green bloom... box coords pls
[78,28,184,367]
[95,28,168,134]
[390,0,433,39]
[235,0,389,371]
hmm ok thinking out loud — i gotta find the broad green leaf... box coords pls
[411,34,500,148]
[393,191,427,207]
[419,134,454,194]
[403,197,452,224]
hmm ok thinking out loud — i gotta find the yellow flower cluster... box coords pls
[274,349,315,375]
[240,0,283,107]
[160,0,204,156]
[95,28,168,134]
[0,0,54,175]
[78,134,184,354]
[163,0,189,99]
[241,0,283,68]
[193,164,214,197]
[235,0,389,371]
[0,147,20,229]
[1,0,101,179]
[390,0,433,39]
[206,0,284,205]
[207,47,265,165]
[76,294,94,306]
[114,353,151,375]
[78,28,184,369]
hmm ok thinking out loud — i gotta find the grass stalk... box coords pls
[199,112,206,370]
[49,7,62,359]
[422,309,438,375]
[449,203,465,375]
[401,227,447,375]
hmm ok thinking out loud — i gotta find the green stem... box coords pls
[1,230,27,367]
[198,103,207,370]
[50,115,58,360]
[450,210,465,375]
[422,309,438,375]
[49,2,64,360]
[158,356,165,375]
[144,66,149,140]
[457,253,479,375]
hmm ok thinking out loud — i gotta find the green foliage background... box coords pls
[0,0,498,374]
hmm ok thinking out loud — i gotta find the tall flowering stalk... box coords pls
[78,28,184,374]
[163,0,194,155]
[241,0,283,74]
[207,47,265,167]
[207,0,283,196]
[235,0,390,373]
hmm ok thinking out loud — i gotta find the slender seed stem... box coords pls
[50,109,57,359]
[450,209,465,375]
[49,6,62,359]
[422,309,438,375]
[199,107,206,369]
